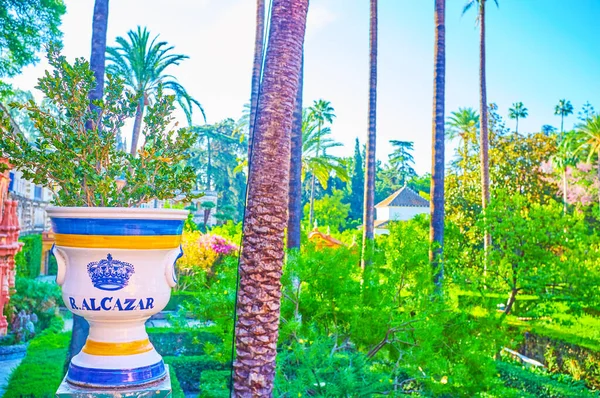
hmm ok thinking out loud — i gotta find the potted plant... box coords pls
[0,47,199,388]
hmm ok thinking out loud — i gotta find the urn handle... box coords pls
[164,245,183,288]
[51,244,67,286]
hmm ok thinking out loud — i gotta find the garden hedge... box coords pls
[199,370,231,397]
[497,360,599,397]
[14,234,42,279]
[148,327,220,356]
[163,355,227,392]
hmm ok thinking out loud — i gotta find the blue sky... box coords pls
[8,0,600,174]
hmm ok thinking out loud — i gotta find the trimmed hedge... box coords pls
[4,320,69,398]
[15,234,42,279]
[148,327,219,356]
[169,364,186,398]
[163,355,227,392]
[199,370,231,398]
[497,361,599,398]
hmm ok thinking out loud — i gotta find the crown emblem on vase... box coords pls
[87,254,135,291]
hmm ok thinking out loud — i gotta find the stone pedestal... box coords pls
[55,365,172,397]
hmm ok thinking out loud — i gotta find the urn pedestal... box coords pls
[47,207,186,389]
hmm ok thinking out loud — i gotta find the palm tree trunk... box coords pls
[561,114,564,137]
[287,58,304,250]
[430,0,445,293]
[515,116,519,134]
[69,0,110,363]
[479,1,491,270]
[248,0,265,164]
[309,122,321,226]
[361,0,377,269]
[563,168,568,214]
[232,0,308,395]
[207,136,212,191]
[130,96,145,155]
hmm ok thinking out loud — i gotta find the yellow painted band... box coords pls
[82,338,153,356]
[54,234,181,249]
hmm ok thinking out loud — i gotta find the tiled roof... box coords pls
[375,186,429,208]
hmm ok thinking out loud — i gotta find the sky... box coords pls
[8,0,600,175]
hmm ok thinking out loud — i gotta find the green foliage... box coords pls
[0,47,199,207]
[15,234,42,278]
[4,329,69,398]
[348,138,364,221]
[198,370,231,398]
[303,189,350,232]
[0,0,65,78]
[497,360,599,398]
[169,364,186,398]
[210,220,243,244]
[163,355,226,392]
[8,276,62,332]
[148,327,220,357]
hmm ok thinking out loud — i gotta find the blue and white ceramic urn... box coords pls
[46,207,187,388]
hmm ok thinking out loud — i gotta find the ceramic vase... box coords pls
[46,207,187,388]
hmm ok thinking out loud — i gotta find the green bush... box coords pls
[15,234,42,279]
[8,276,62,332]
[497,361,599,397]
[148,327,220,356]
[163,290,197,311]
[169,364,186,398]
[4,328,69,397]
[199,370,231,398]
[163,355,226,392]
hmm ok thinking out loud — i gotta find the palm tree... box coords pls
[431,0,445,291]
[447,107,479,179]
[302,110,348,196]
[576,115,600,210]
[463,0,498,263]
[555,99,574,137]
[248,0,265,163]
[232,0,309,395]
[388,140,416,186]
[508,101,528,133]
[554,132,579,214]
[69,0,110,364]
[362,0,377,268]
[106,27,204,155]
[287,57,304,250]
[307,99,335,224]
[541,124,557,136]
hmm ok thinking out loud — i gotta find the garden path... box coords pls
[0,358,24,397]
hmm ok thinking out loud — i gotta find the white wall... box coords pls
[388,206,429,221]
[375,207,390,221]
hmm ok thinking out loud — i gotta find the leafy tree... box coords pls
[541,124,557,136]
[388,140,417,187]
[303,190,350,233]
[578,101,596,123]
[481,191,597,315]
[106,26,204,155]
[508,101,528,133]
[348,138,364,221]
[0,0,65,78]
[554,131,580,214]
[362,0,378,267]
[555,99,574,136]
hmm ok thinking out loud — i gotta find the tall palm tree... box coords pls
[576,115,600,210]
[447,107,479,180]
[362,0,377,268]
[248,0,265,164]
[508,101,528,133]
[307,99,335,224]
[554,132,579,214]
[232,0,309,395]
[555,99,574,137]
[69,0,110,364]
[302,110,348,194]
[106,27,204,155]
[431,0,446,291]
[463,0,498,263]
[287,57,304,250]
